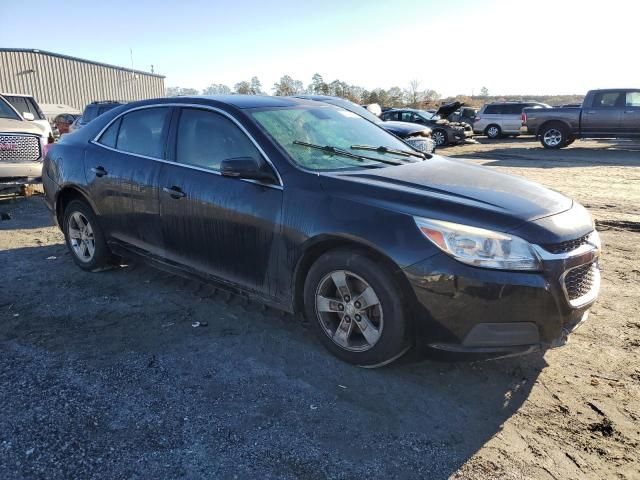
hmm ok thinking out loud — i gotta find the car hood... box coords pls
[436,101,463,118]
[0,118,46,136]
[380,121,432,138]
[320,156,576,240]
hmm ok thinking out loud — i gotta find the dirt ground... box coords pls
[0,137,638,479]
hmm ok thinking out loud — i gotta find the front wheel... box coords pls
[303,249,411,367]
[432,129,448,147]
[540,124,569,149]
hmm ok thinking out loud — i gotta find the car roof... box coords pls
[172,95,316,109]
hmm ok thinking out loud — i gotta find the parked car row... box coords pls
[42,95,601,366]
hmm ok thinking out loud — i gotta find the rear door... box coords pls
[620,90,640,135]
[501,104,524,133]
[158,107,283,296]
[581,91,624,135]
[87,106,171,254]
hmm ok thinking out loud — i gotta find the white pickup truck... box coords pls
[0,94,48,181]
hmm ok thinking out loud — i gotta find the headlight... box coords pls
[405,137,434,154]
[414,217,541,271]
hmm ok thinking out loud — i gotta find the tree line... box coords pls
[166,73,442,109]
[166,75,585,109]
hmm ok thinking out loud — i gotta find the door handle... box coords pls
[91,166,107,177]
[624,110,635,114]
[585,111,596,115]
[162,186,186,199]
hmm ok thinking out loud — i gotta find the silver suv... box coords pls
[474,102,549,139]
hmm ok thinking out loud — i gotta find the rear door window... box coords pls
[484,105,501,114]
[114,108,170,158]
[625,91,640,107]
[98,117,121,148]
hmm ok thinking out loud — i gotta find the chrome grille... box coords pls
[544,234,590,254]
[563,262,598,305]
[0,134,41,163]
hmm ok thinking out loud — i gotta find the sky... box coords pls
[1,0,638,97]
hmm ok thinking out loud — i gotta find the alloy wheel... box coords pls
[433,131,446,146]
[543,128,563,147]
[67,211,96,262]
[487,126,499,138]
[315,270,383,352]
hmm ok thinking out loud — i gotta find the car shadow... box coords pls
[1,242,547,479]
[446,144,640,168]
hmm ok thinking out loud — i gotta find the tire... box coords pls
[432,129,448,147]
[485,124,501,139]
[540,123,569,149]
[303,249,411,367]
[62,199,115,271]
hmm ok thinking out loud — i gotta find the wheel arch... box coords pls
[536,119,571,137]
[55,186,98,227]
[484,123,501,136]
[291,234,419,321]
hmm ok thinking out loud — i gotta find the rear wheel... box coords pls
[540,123,569,149]
[63,199,115,271]
[432,129,448,147]
[485,124,501,139]
[304,249,411,367]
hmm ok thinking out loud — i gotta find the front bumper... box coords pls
[403,243,600,354]
[0,161,43,180]
[453,129,474,143]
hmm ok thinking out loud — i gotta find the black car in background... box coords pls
[295,95,436,154]
[381,105,473,147]
[43,95,600,367]
[69,100,126,133]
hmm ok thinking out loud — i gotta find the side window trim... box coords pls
[91,103,283,188]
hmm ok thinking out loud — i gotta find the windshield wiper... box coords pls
[293,140,405,166]
[351,144,425,159]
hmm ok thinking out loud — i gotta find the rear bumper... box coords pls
[403,244,599,355]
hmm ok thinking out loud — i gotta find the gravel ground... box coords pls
[0,137,638,479]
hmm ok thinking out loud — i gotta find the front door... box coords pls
[581,91,624,135]
[86,106,171,254]
[158,107,283,297]
[620,90,640,136]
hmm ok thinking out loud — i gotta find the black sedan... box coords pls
[381,106,473,147]
[43,96,601,367]
[294,95,436,154]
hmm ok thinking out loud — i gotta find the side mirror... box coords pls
[23,112,35,121]
[220,157,277,184]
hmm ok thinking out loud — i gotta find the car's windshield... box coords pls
[251,105,417,171]
[418,110,440,121]
[0,97,21,120]
[322,98,382,124]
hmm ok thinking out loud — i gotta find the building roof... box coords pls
[0,48,165,79]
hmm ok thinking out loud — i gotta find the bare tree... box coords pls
[202,84,231,95]
[234,81,252,94]
[273,75,304,96]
